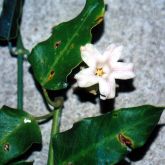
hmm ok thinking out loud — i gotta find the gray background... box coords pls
[0,0,165,164]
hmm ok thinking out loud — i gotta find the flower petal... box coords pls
[74,68,98,87]
[112,62,135,79]
[99,77,116,100]
[80,44,101,67]
[104,44,123,63]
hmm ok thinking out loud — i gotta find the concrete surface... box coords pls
[0,0,165,164]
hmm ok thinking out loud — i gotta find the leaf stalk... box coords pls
[47,108,61,165]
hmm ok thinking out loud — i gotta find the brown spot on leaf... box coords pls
[118,133,132,147]
[54,41,61,48]
[48,70,55,81]
[3,143,10,151]
[95,16,104,24]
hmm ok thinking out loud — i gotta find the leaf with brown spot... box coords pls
[0,106,41,164]
[53,105,164,165]
[28,0,105,90]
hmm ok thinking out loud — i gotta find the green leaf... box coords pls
[10,161,33,165]
[28,0,105,90]
[0,0,24,40]
[53,105,164,165]
[0,106,42,164]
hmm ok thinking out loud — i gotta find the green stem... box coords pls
[16,32,25,110]
[34,111,54,121]
[47,108,61,165]
[8,32,25,110]
[42,88,64,109]
[9,31,28,110]
[17,54,23,110]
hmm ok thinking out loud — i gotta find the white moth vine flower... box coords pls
[74,43,135,100]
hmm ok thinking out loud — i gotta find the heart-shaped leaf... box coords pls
[28,0,105,90]
[0,0,24,40]
[53,105,164,165]
[0,106,41,164]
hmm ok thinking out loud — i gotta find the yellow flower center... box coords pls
[95,68,104,76]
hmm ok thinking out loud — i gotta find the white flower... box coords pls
[74,43,135,100]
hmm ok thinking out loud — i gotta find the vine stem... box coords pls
[8,32,25,110]
[16,32,24,110]
[9,31,30,110]
[47,108,61,165]
[34,111,54,121]
[16,32,26,110]
[42,88,64,109]
[17,53,23,110]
